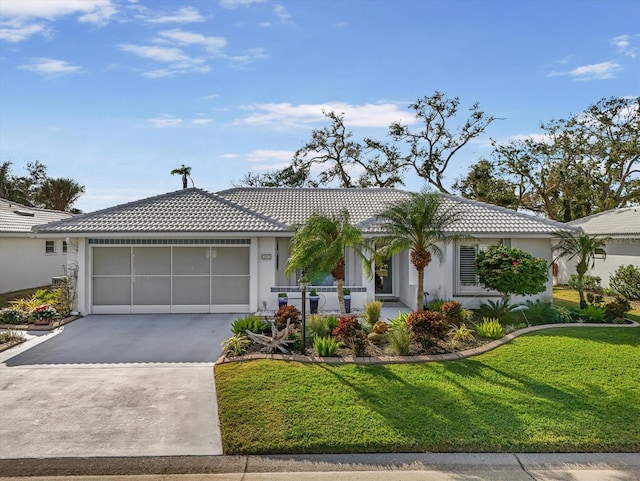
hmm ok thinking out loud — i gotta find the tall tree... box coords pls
[453,159,519,209]
[285,210,372,315]
[237,111,407,188]
[553,232,608,309]
[388,92,497,194]
[377,190,464,310]
[170,164,193,189]
[34,178,85,212]
[480,96,640,220]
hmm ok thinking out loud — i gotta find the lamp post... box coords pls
[298,273,310,355]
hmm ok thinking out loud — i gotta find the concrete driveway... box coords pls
[0,313,237,459]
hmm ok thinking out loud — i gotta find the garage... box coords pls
[90,240,250,314]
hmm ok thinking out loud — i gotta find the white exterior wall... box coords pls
[557,238,640,288]
[0,236,67,293]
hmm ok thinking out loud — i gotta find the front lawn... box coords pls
[553,286,640,322]
[215,327,640,454]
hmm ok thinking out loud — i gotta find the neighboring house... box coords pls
[556,206,640,288]
[0,198,72,293]
[33,188,575,315]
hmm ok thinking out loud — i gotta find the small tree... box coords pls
[475,245,548,303]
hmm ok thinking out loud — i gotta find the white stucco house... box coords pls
[32,188,575,315]
[556,206,640,288]
[0,198,72,293]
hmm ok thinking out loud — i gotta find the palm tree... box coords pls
[34,178,85,212]
[285,210,372,314]
[377,190,464,311]
[553,231,608,309]
[170,164,193,189]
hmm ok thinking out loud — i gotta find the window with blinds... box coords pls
[459,245,479,286]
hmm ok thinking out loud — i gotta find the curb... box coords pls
[216,320,639,366]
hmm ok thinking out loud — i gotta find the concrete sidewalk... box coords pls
[1,453,638,480]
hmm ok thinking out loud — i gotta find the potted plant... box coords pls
[277,292,288,308]
[343,288,351,313]
[309,289,319,314]
[30,304,58,325]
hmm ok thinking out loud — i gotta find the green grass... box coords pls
[553,286,640,322]
[215,327,640,454]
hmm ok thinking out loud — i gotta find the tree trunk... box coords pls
[416,267,424,311]
[337,277,345,315]
[577,263,588,309]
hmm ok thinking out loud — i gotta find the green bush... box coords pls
[605,297,631,322]
[221,334,250,357]
[425,299,446,312]
[568,274,602,293]
[555,305,575,323]
[577,305,607,323]
[363,300,383,327]
[609,265,640,301]
[522,299,558,325]
[388,311,410,328]
[475,317,504,339]
[407,310,447,349]
[475,245,548,300]
[0,308,26,325]
[306,314,338,338]
[313,336,341,357]
[231,316,269,335]
[478,299,519,324]
[386,323,412,356]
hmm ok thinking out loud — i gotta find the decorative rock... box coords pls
[372,321,389,334]
[368,331,386,345]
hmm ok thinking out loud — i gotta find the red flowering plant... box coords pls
[331,316,367,356]
[406,310,448,350]
[30,304,58,323]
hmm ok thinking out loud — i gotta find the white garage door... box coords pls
[91,242,250,314]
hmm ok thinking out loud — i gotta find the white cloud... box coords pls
[192,118,214,124]
[548,61,622,80]
[219,0,267,9]
[611,34,638,59]
[18,57,83,76]
[334,22,348,28]
[273,4,293,24]
[148,114,183,128]
[246,149,295,164]
[221,153,239,159]
[228,47,268,66]
[157,29,227,55]
[237,102,416,129]
[202,93,219,100]
[0,0,115,42]
[118,43,210,77]
[145,6,205,24]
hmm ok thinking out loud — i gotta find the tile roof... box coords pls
[0,198,72,234]
[33,187,577,236]
[33,189,287,234]
[569,206,640,236]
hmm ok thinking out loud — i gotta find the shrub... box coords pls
[388,311,410,328]
[475,245,548,301]
[425,299,446,312]
[609,265,640,301]
[448,324,475,346]
[221,334,250,357]
[313,336,341,357]
[522,299,558,325]
[475,317,504,339]
[555,305,575,323]
[274,305,301,328]
[406,310,447,349]
[577,305,607,323]
[30,304,57,323]
[307,314,338,339]
[331,316,367,356]
[460,308,474,324]
[605,297,631,322]
[231,316,269,335]
[568,274,602,294]
[0,330,25,344]
[440,301,464,326]
[363,300,383,327]
[0,308,26,325]
[386,323,412,356]
[478,299,519,324]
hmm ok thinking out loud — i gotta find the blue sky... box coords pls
[1,0,638,212]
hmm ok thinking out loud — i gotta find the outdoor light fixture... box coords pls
[298,273,310,354]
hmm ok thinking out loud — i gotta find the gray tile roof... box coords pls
[33,189,287,234]
[569,206,640,236]
[33,187,577,236]
[0,198,72,234]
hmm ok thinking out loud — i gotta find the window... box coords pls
[45,241,55,254]
[456,239,509,294]
[62,241,68,253]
